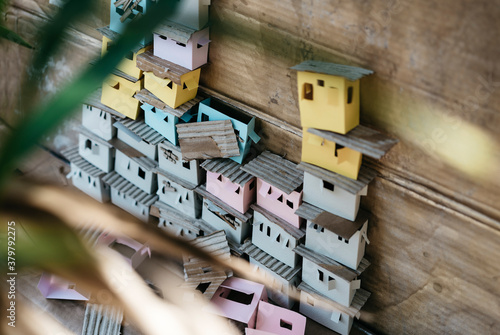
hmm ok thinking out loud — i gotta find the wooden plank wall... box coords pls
[2,1,500,334]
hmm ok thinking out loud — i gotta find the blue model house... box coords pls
[110,0,156,45]
[197,98,260,164]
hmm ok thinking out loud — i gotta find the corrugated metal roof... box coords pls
[296,202,370,240]
[241,151,303,195]
[102,171,158,207]
[242,240,301,282]
[177,120,240,160]
[136,50,191,84]
[83,88,125,118]
[97,25,150,54]
[298,282,370,318]
[201,158,254,186]
[82,303,123,335]
[308,126,398,159]
[151,200,202,234]
[155,167,197,190]
[195,185,252,223]
[78,125,114,148]
[251,204,305,240]
[294,244,360,282]
[114,118,165,146]
[153,20,196,44]
[134,89,203,118]
[115,145,157,171]
[298,162,377,194]
[62,146,105,178]
[188,230,232,262]
[290,60,373,81]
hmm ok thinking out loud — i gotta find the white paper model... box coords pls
[82,104,117,141]
[151,201,210,240]
[114,147,158,194]
[114,118,165,161]
[78,126,115,173]
[158,140,204,186]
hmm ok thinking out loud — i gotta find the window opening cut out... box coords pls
[303,83,313,100]
[138,167,146,179]
[201,113,209,121]
[196,282,211,294]
[176,42,187,47]
[277,194,283,203]
[286,199,294,209]
[259,223,264,232]
[182,161,190,169]
[197,43,203,49]
[183,82,188,90]
[334,144,345,157]
[125,51,134,61]
[280,320,293,331]
[235,187,240,194]
[318,270,324,282]
[267,186,272,195]
[164,115,169,123]
[267,226,271,237]
[159,35,167,40]
[217,175,222,182]
[249,180,255,190]
[347,86,354,104]
[85,139,92,150]
[167,81,173,89]
[222,289,254,305]
[323,180,335,191]
[328,276,336,290]
[151,107,157,113]
[276,234,281,243]
[317,79,324,87]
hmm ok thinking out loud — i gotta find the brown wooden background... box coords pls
[2,1,500,334]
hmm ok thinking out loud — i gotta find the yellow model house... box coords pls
[98,26,152,80]
[291,60,373,135]
[302,128,362,180]
[101,74,143,120]
[137,50,201,109]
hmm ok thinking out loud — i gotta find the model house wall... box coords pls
[255,301,307,335]
[142,103,181,146]
[114,149,157,194]
[256,179,303,228]
[156,168,201,219]
[109,0,156,45]
[37,273,90,301]
[78,127,114,173]
[101,74,143,120]
[158,140,204,186]
[82,104,116,141]
[97,232,151,269]
[114,118,164,160]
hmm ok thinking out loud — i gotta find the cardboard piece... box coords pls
[177,120,240,160]
[101,74,143,119]
[202,158,256,214]
[251,204,305,269]
[109,0,156,45]
[37,272,90,301]
[255,301,306,335]
[297,202,370,270]
[153,22,210,70]
[158,140,205,186]
[291,60,373,135]
[113,118,164,160]
[78,126,115,173]
[97,232,151,269]
[63,146,110,203]
[210,277,268,329]
[242,151,303,228]
[136,50,200,108]
[82,102,117,141]
[197,98,261,164]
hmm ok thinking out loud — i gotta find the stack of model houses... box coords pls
[41,1,399,334]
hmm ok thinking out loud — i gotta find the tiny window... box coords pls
[183,82,188,90]
[249,180,255,190]
[347,86,354,104]
[267,186,272,195]
[168,221,173,226]
[185,193,189,201]
[85,139,92,150]
[179,229,184,236]
[196,43,203,49]
[178,195,183,204]
[167,81,173,89]
[164,115,169,123]
[320,227,325,233]
[159,35,167,40]
[138,167,146,179]
[335,144,345,157]
[151,107,157,113]
[125,51,134,61]
[344,239,349,244]
[182,161,190,169]
[88,176,91,184]
[103,113,107,120]
[221,289,254,305]
[313,224,318,230]
[176,42,187,47]
[323,180,335,191]
[328,276,336,290]
[286,199,294,209]
[303,83,313,100]
[286,240,291,248]
[127,161,131,170]
[280,320,293,331]
[235,187,240,194]
[259,223,264,232]
[317,79,324,87]
[318,270,324,282]
[267,226,271,237]
[92,181,96,188]
[87,105,92,110]
[276,234,281,243]
[338,236,343,241]
[217,175,222,182]
[201,113,209,121]
[196,282,211,294]
[277,194,283,203]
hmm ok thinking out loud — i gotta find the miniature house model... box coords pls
[291,60,373,135]
[210,277,268,329]
[114,118,164,160]
[197,98,261,164]
[158,140,204,186]
[82,103,117,141]
[101,73,143,120]
[297,202,370,270]
[151,200,208,240]
[255,301,307,335]
[114,148,157,194]
[153,22,210,70]
[137,50,201,109]
[242,151,304,228]
[78,126,115,173]
[202,158,256,214]
[97,232,151,269]
[109,0,156,44]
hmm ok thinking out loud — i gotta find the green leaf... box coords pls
[0,26,33,49]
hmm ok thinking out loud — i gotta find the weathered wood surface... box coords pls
[2,1,500,334]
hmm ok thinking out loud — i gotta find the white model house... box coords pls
[242,241,301,309]
[251,204,305,269]
[114,118,165,161]
[78,126,115,173]
[102,171,158,222]
[298,282,370,335]
[158,140,204,186]
[81,89,123,141]
[114,144,158,194]
[63,147,110,203]
[151,200,207,240]
[296,202,370,270]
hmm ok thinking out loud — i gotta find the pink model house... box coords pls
[201,158,256,214]
[242,151,304,228]
[37,273,90,300]
[153,21,210,70]
[210,277,268,329]
[255,301,306,335]
[97,233,151,269]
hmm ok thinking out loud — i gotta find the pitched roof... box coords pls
[298,162,376,194]
[291,60,373,81]
[151,200,202,234]
[195,185,253,223]
[134,89,204,118]
[177,120,240,160]
[242,241,301,282]
[201,158,254,186]
[251,204,305,240]
[83,89,125,118]
[295,202,370,240]
[102,171,158,207]
[153,20,197,44]
[113,118,165,146]
[136,50,192,84]
[62,146,105,178]
[308,125,398,159]
[241,151,303,194]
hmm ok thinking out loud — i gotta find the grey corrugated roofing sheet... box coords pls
[83,89,126,118]
[136,50,191,84]
[298,282,370,318]
[114,118,165,146]
[295,202,370,240]
[189,230,232,262]
[97,25,150,54]
[241,151,303,195]
[102,171,158,207]
[115,144,158,171]
[308,126,398,159]
[201,158,254,186]
[153,20,196,44]
[78,125,114,148]
[251,204,305,240]
[62,146,105,178]
[242,240,301,282]
[134,89,203,118]
[294,244,362,281]
[298,162,377,194]
[290,60,373,81]
[151,200,201,233]
[195,185,252,223]
[155,167,197,190]
[177,120,240,160]
[82,303,123,335]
